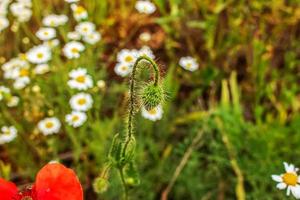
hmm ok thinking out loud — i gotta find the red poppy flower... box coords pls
[0,163,83,200]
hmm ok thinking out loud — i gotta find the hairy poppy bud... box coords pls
[122,136,136,164]
[141,84,164,111]
[93,177,109,194]
[124,162,140,186]
[108,133,123,164]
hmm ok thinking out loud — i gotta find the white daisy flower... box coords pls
[67,31,81,40]
[42,14,68,27]
[139,46,155,59]
[135,0,156,14]
[69,92,93,111]
[272,162,300,199]
[68,68,93,90]
[2,58,30,80]
[71,4,88,21]
[75,21,95,36]
[83,32,101,45]
[34,63,50,75]
[27,45,52,64]
[7,96,20,107]
[0,16,9,32]
[96,80,106,89]
[117,49,138,66]
[63,41,85,59]
[36,27,56,41]
[0,126,17,145]
[13,76,30,90]
[141,104,163,121]
[43,39,60,49]
[114,62,132,77]
[15,65,30,78]
[65,111,87,127]
[139,32,151,42]
[10,3,32,22]
[38,117,61,135]
[0,0,10,16]
[179,56,199,72]
[2,57,28,71]
[0,86,10,101]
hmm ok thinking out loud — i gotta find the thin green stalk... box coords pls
[119,167,128,200]
[21,23,39,45]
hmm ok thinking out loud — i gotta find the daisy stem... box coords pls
[21,23,39,45]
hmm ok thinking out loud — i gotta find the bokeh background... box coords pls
[1,0,300,199]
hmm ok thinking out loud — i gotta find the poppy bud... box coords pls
[141,84,164,111]
[108,133,123,164]
[121,136,136,164]
[124,162,140,186]
[93,177,109,194]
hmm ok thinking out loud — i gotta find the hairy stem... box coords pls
[118,56,160,199]
[127,55,160,139]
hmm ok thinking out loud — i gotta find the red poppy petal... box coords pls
[0,178,18,200]
[35,163,83,200]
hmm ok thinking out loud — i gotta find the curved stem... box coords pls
[127,56,160,138]
[118,56,160,200]
[119,167,128,200]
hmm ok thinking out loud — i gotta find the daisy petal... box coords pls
[272,175,283,182]
[284,162,295,173]
[287,186,291,196]
[276,182,287,190]
[284,162,290,172]
[291,185,300,199]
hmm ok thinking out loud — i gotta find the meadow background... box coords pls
[1,0,300,199]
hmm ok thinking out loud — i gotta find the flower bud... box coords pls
[141,84,164,111]
[108,133,123,163]
[122,136,136,163]
[93,177,109,194]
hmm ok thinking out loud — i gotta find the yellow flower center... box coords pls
[44,31,49,36]
[72,115,79,122]
[78,98,86,105]
[125,56,133,62]
[45,122,54,129]
[19,53,27,60]
[148,108,157,115]
[76,75,86,83]
[19,68,29,77]
[83,27,88,32]
[121,66,128,71]
[75,6,85,15]
[50,20,55,26]
[3,130,10,135]
[37,53,44,59]
[71,48,79,53]
[186,63,192,69]
[283,173,298,186]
